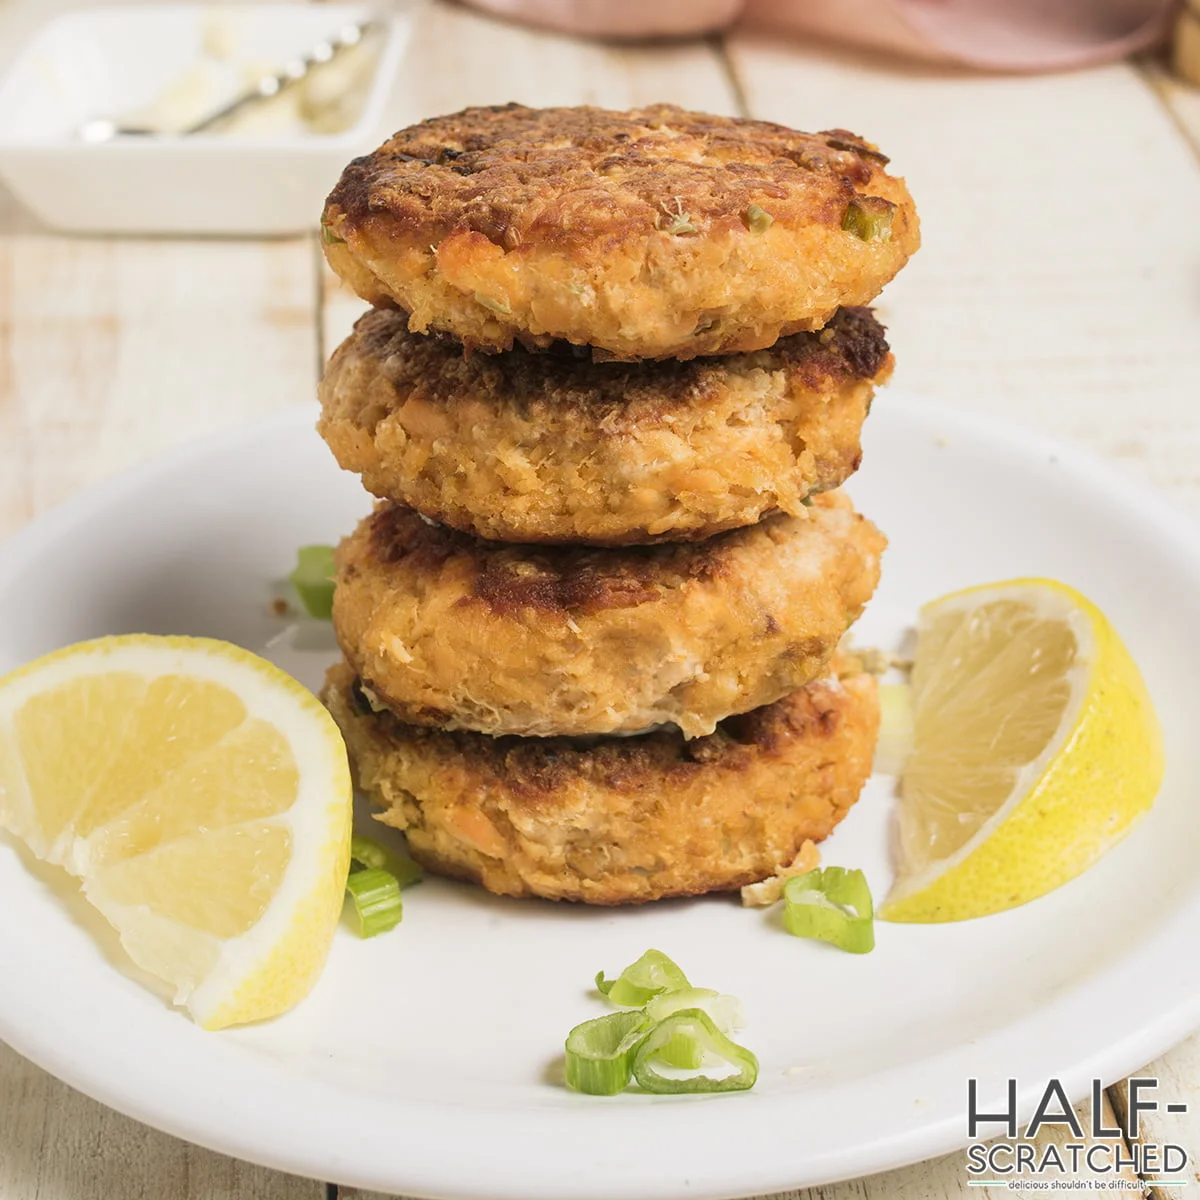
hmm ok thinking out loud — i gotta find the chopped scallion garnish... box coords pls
[320,222,346,245]
[653,1024,706,1070]
[644,988,744,1069]
[351,833,423,890]
[784,867,875,953]
[658,198,697,236]
[745,203,773,234]
[289,545,336,619]
[633,1009,759,1094]
[645,986,743,1031]
[595,948,690,1007]
[567,952,756,1096]
[564,1010,654,1095]
[841,196,895,242]
[345,867,403,938]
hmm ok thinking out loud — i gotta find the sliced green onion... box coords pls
[351,833,423,890]
[345,867,403,938]
[595,949,690,1007]
[565,953,757,1096]
[645,987,742,1030]
[289,545,336,619]
[633,1009,759,1094]
[644,989,744,1068]
[658,198,697,236]
[564,1011,654,1095]
[841,196,895,242]
[320,221,346,245]
[664,213,696,235]
[784,867,875,953]
[745,203,773,234]
[652,1024,706,1070]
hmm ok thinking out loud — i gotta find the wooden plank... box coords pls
[1110,1035,1200,1198]
[1137,55,1200,160]
[321,0,738,354]
[0,1043,323,1200]
[725,36,1200,518]
[385,0,734,118]
[339,1095,1141,1200]
[0,192,318,537]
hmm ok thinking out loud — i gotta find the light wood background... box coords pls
[2,1,1199,1198]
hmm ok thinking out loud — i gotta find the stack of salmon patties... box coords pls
[318,104,919,905]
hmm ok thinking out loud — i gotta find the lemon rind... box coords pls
[881,580,1162,922]
[0,635,353,1028]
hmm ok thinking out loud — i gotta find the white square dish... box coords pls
[0,4,411,235]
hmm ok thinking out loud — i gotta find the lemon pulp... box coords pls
[0,635,352,1027]
[882,580,1162,923]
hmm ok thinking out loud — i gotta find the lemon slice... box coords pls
[882,579,1162,923]
[0,635,352,1028]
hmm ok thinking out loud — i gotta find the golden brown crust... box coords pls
[322,656,879,904]
[318,306,891,545]
[331,491,886,738]
[322,104,919,359]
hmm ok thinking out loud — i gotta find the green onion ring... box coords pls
[345,867,403,938]
[595,949,691,1007]
[351,833,422,890]
[644,988,744,1068]
[564,1011,655,1095]
[783,867,875,954]
[633,1009,759,1094]
[289,545,336,620]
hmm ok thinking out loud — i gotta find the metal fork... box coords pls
[77,19,375,142]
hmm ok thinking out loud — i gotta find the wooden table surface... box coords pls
[2,2,1200,1198]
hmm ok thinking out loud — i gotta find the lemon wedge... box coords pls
[0,635,352,1028]
[882,579,1162,923]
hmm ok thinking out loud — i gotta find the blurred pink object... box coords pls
[465,0,743,38]
[465,0,1176,70]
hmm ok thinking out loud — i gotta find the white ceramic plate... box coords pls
[2,395,1199,1200]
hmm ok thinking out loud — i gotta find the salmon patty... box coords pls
[331,492,885,738]
[322,103,919,360]
[318,306,891,546]
[323,656,879,904]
